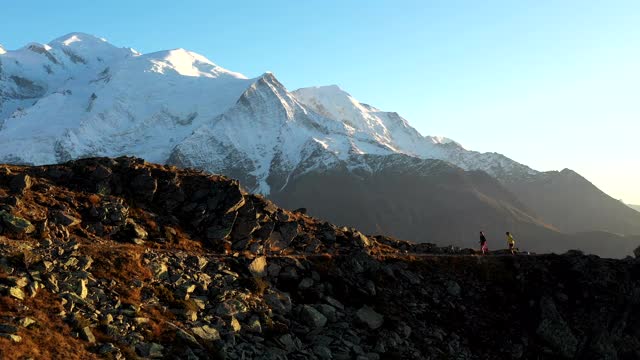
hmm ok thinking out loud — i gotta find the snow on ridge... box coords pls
[138,48,248,79]
[0,32,539,192]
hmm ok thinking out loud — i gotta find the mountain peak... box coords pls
[140,48,247,79]
[49,32,110,47]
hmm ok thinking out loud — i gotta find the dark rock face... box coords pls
[0,157,639,359]
[9,173,32,194]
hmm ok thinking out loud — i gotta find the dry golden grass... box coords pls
[85,243,152,306]
[0,291,99,360]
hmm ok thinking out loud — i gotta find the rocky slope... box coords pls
[1,158,640,360]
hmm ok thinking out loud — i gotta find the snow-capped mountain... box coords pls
[1,33,534,194]
[2,33,640,253]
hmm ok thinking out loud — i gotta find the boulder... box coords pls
[356,306,384,330]
[0,210,35,236]
[9,173,32,194]
[300,305,327,329]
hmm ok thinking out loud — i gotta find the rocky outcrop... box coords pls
[0,157,639,359]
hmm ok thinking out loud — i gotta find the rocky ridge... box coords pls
[1,157,640,359]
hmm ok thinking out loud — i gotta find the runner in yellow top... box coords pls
[506,232,516,255]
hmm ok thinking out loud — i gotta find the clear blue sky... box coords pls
[2,0,639,203]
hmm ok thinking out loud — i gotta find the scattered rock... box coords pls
[536,296,578,358]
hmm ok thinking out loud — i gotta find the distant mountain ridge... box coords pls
[1,33,639,256]
[629,204,640,213]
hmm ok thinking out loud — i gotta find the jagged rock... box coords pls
[264,290,293,314]
[97,343,120,356]
[298,277,314,290]
[245,315,262,333]
[186,255,208,270]
[634,245,640,259]
[192,325,221,342]
[354,231,372,247]
[0,333,22,343]
[9,173,32,194]
[91,164,113,180]
[0,210,35,236]
[248,256,267,278]
[446,280,461,297]
[277,333,297,352]
[315,304,337,322]
[131,171,158,200]
[206,212,237,243]
[17,317,36,328]
[51,210,81,227]
[300,305,327,329]
[149,261,169,279]
[0,324,18,334]
[267,222,299,251]
[7,276,29,288]
[314,345,333,360]
[120,218,148,242]
[136,342,165,358]
[76,278,88,299]
[9,286,25,300]
[80,326,96,343]
[356,306,384,330]
[324,296,345,310]
[536,296,578,358]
